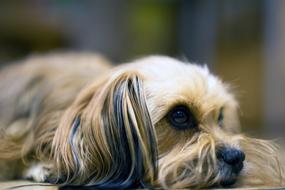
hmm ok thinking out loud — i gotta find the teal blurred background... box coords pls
[0,0,284,138]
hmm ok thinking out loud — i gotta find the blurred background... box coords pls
[0,0,284,138]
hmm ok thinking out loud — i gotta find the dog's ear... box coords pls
[53,72,157,189]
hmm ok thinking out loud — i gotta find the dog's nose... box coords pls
[220,148,245,165]
[218,147,245,172]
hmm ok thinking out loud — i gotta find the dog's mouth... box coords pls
[217,161,244,187]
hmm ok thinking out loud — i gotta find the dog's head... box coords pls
[53,56,285,189]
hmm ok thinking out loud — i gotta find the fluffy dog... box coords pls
[0,53,284,189]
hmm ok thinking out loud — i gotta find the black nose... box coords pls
[218,147,245,172]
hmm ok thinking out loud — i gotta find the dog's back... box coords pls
[0,52,111,179]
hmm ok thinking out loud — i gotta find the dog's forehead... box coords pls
[132,56,203,79]
[131,56,226,95]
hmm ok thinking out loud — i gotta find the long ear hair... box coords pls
[51,71,157,189]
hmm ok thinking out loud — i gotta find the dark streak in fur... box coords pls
[60,75,157,190]
[68,116,81,181]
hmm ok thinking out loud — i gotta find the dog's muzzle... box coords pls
[217,147,245,187]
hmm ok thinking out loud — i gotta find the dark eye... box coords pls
[167,105,197,130]
[218,108,224,126]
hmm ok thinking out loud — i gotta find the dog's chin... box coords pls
[218,167,238,187]
[216,161,243,188]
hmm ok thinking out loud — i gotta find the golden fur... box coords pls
[0,52,284,189]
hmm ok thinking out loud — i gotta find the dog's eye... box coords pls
[168,106,197,130]
[218,107,224,126]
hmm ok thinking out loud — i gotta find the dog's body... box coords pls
[0,53,284,189]
[0,53,111,181]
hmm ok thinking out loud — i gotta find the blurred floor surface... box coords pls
[1,181,285,190]
[1,181,56,190]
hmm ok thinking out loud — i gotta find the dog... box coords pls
[0,52,284,189]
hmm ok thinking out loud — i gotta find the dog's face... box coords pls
[53,56,284,189]
[129,56,243,188]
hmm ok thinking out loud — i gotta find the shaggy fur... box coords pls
[0,53,284,189]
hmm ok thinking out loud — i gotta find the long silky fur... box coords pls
[52,73,157,189]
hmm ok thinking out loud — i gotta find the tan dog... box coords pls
[0,53,284,189]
